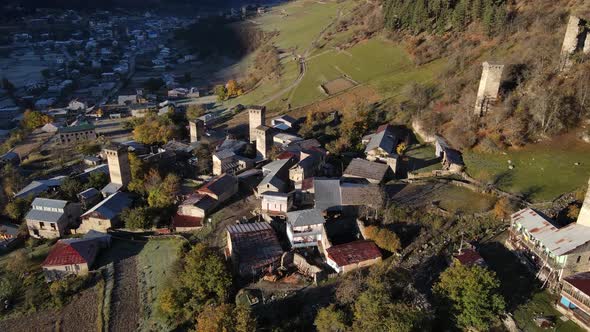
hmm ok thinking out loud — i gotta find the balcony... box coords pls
[508,229,564,272]
[557,300,590,328]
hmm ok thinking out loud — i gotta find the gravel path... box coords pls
[109,256,139,332]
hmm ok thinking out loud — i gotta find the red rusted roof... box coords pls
[42,239,98,267]
[301,177,314,191]
[277,151,298,161]
[376,124,392,133]
[564,272,590,297]
[454,248,485,266]
[326,240,381,267]
[172,213,203,229]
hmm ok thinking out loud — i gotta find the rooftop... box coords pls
[343,158,389,182]
[227,222,283,274]
[564,272,590,297]
[364,124,397,155]
[43,238,99,267]
[326,240,382,267]
[512,208,590,256]
[287,209,325,227]
[82,192,132,220]
[172,213,203,229]
[198,173,237,198]
[58,123,96,133]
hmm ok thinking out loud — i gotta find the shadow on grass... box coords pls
[479,241,538,311]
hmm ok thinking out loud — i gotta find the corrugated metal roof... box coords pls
[82,192,132,220]
[512,208,590,256]
[287,209,325,227]
[343,158,389,182]
[43,238,98,267]
[25,209,64,223]
[326,240,381,267]
[227,222,272,234]
[314,178,342,211]
[32,198,68,209]
[364,125,397,154]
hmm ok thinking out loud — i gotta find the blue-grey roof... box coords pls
[313,178,342,211]
[364,126,397,154]
[78,187,100,200]
[25,209,64,223]
[32,197,68,209]
[287,209,325,227]
[214,149,236,160]
[15,176,67,198]
[101,182,122,196]
[262,159,290,175]
[82,192,132,220]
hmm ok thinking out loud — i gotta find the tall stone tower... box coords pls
[577,178,590,227]
[248,106,266,143]
[104,145,131,189]
[255,125,272,159]
[559,16,590,71]
[474,62,504,116]
[189,119,204,143]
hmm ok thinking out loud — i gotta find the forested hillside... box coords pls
[373,0,590,151]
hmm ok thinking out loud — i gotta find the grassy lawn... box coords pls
[434,185,496,214]
[513,292,586,332]
[464,134,590,202]
[405,144,443,173]
[137,238,186,332]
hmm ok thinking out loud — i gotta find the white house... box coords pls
[286,209,326,248]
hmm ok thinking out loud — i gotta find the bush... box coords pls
[49,275,89,307]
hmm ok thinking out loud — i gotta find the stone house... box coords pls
[343,158,390,184]
[42,238,100,282]
[325,240,382,274]
[256,158,294,197]
[363,124,399,160]
[286,209,326,248]
[77,187,102,210]
[57,123,97,145]
[26,198,82,239]
[78,192,132,233]
[226,222,283,278]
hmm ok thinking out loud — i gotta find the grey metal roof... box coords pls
[82,192,132,220]
[227,222,273,234]
[78,188,100,199]
[512,208,590,256]
[262,159,290,174]
[343,158,389,182]
[287,209,325,227]
[313,178,342,211]
[261,192,290,198]
[101,182,122,196]
[214,149,236,160]
[25,209,64,223]
[364,126,396,154]
[32,198,68,209]
[15,176,67,198]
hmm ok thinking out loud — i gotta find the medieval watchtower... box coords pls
[254,125,273,160]
[560,16,590,71]
[248,106,266,143]
[474,62,504,116]
[189,119,204,143]
[104,145,131,189]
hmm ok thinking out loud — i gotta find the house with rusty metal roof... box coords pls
[325,240,382,274]
[42,238,101,282]
[226,222,283,278]
[557,271,590,329]
[508,207,590,285]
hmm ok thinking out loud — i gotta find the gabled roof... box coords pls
[313,178,342,211]
[32,198,68,209]
[43,238,99,267]
[78,187,100,200]
[262,159,291,174]
[82,192,132,220]
[172,214,203,229]
[286,209,325,227]
[364,124,397,154]
[198,173,238,198]
[15,176,67,198]
[512,208,590,256]
[227,222,283,273]
[454,248,485,266]
[326,240,381,267]
[343,158,389,182]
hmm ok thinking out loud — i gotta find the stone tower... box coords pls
[189,119,204,143]
[104,145,131,188]
[255,125,272,159]
[248,106,266,143]
[559,16,590,71]
[577,178,590,227]
[474,62,504,116]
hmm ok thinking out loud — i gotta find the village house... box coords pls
[557,272,590,329]
[273,133,303,147]
[77,192,133,233]
[452,247,486,267]
[313,179,383,213]
[15,176,67,199]
[0,222,20,250]
[25,198,82,239]
[343,158,391,184]
[256,158,294,197]
[57,123,97,145]
[286,209,326,248]
[261,192,292,217]
[434,135,465,173]
[42,238,102,282]
[363,124,400,166]
[325,240,382,274]
[508,207,590,284]
[226,222,283,278]
[171,194,213,232]
[77,187,102,210]
[271,114,298,131]
[283,148,326,188]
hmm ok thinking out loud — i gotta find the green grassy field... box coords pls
[137,238,186,332]
[464,136,590,202]
[435,185,497,214]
